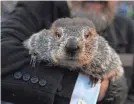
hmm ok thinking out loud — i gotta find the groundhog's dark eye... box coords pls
[55,31,61,38]
[84,33,89,39]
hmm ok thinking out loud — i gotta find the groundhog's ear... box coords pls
[51,24,55,29]
[88,28,97,37]
[50,24,56,34]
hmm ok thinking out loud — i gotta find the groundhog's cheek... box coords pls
[78,54,91,65]
[56,48,65,57]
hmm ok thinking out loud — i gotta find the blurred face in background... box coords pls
[68,1,118,33]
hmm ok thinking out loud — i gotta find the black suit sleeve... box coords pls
[1,1,70,75]
[1,1,50,75]
[1,1,70,104]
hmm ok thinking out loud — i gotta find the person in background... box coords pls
[1,1,17,22]
[117,1,134,19]
[1,1,134,104]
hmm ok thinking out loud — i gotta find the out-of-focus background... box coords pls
[1,1,134,22]
[1,1,18,22]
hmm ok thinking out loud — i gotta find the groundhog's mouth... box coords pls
[66,59,77,61]
[65,57,79,61]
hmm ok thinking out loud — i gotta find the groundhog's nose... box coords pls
[65,38,79,56]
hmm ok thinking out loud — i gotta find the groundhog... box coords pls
[24,18,128,104]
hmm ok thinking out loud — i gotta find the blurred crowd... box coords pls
[1,1,134,22]
[117,1,134,19]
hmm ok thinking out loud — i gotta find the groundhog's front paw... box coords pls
[98,79,109,102]
[102,70,118,80]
